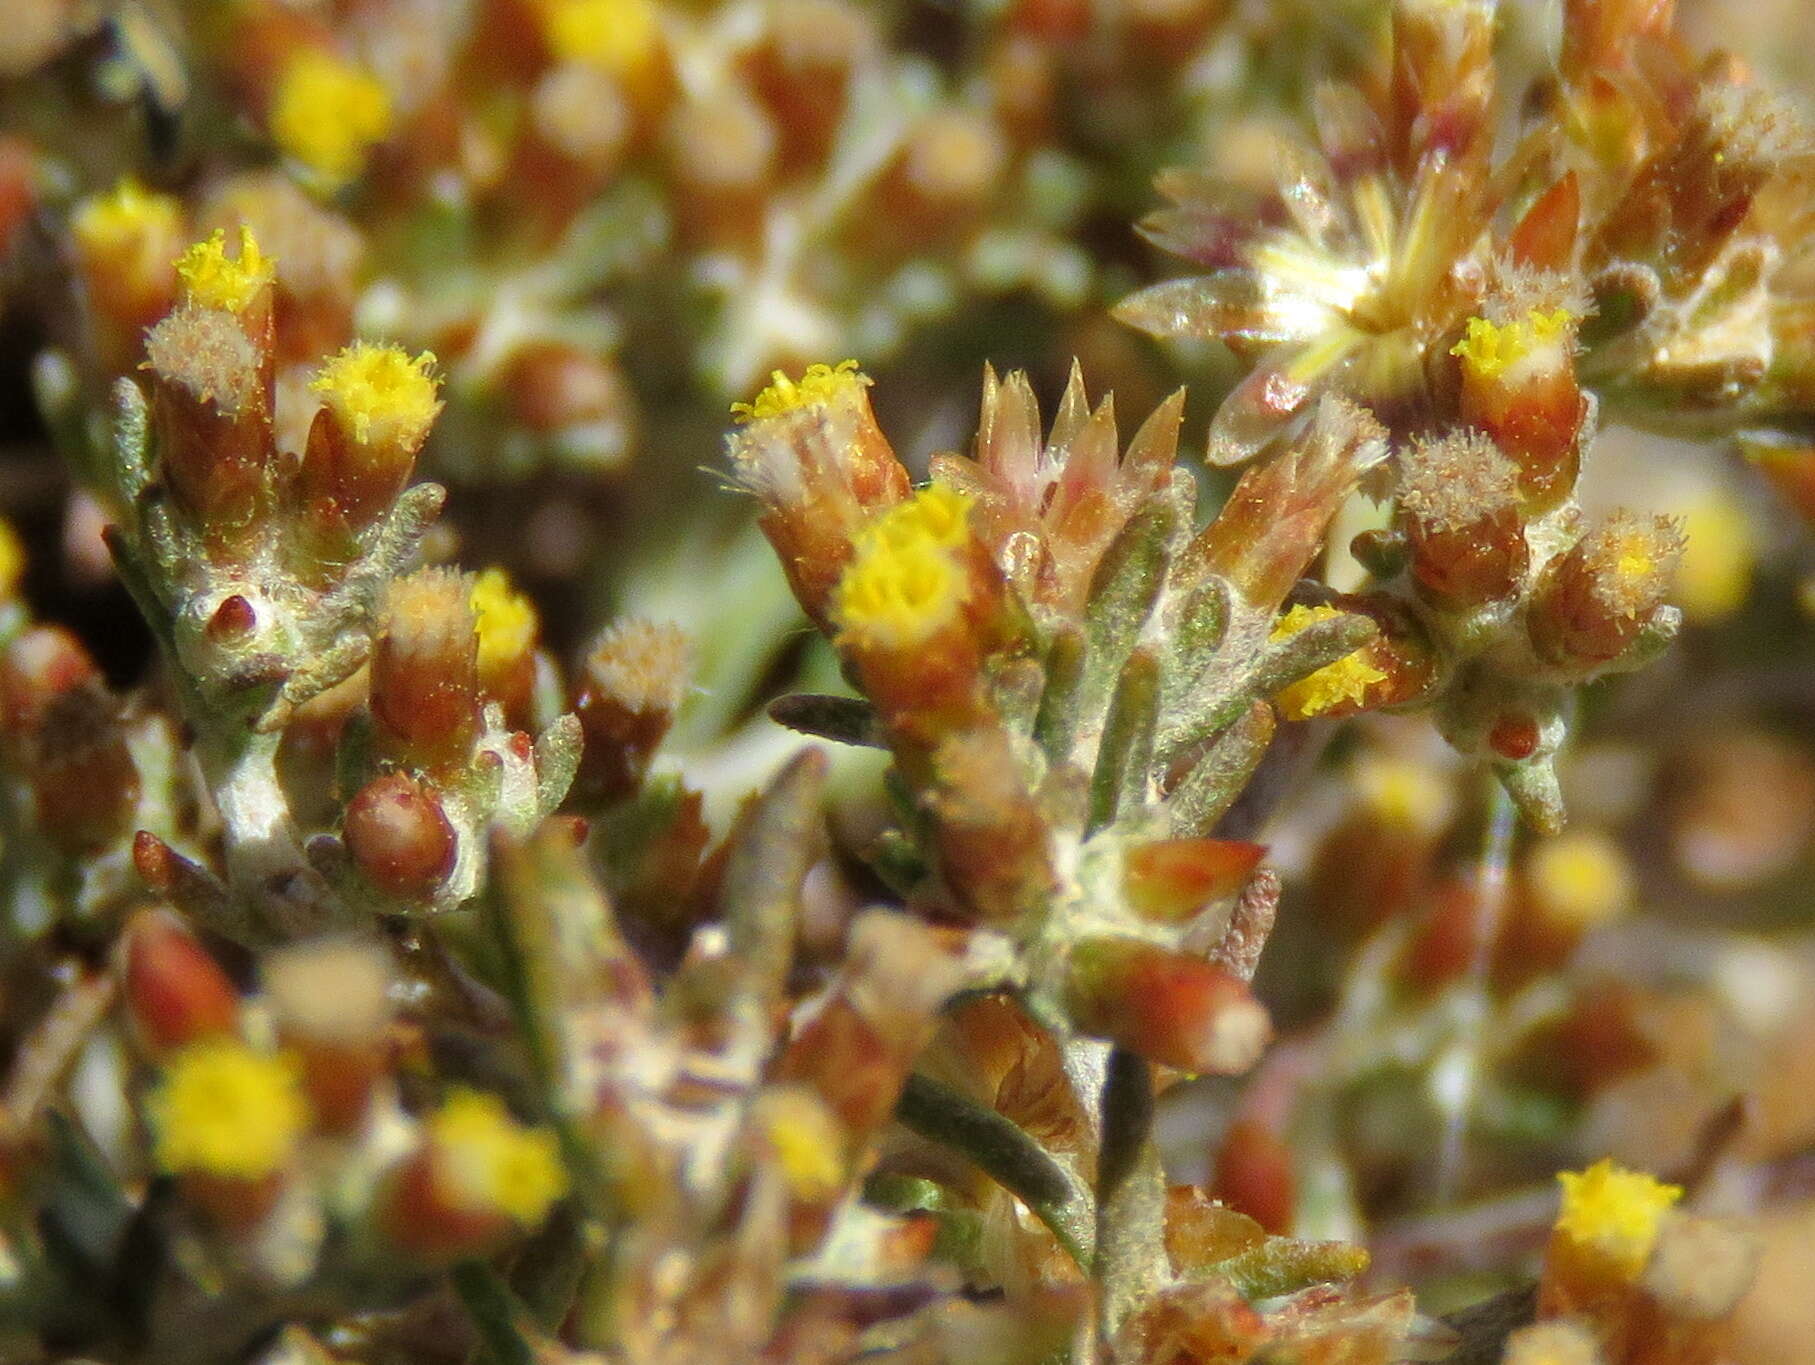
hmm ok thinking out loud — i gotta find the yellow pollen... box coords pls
[175,226,274,313]
[753,1088,847,1203]
[1554,1158,1682,1280]
[860,481,974,555]
[1269,605,1387,721]
[1450,308,1575,381]
[535,0,661,73]
[269,49,393,189]
[469,568,539,680]
[835,538,967,650]
[1527,829,1633,930]
[309,341,441,450]
[148,1039,310,1181]
[72,178,183,261]
[426,1090,569,1226]
[731,360,870,424]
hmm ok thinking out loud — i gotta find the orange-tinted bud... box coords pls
[298,342,441,539]
[0,626,99,737]
[265,938,393,1136]
[575,618,690,800]
[1528,511,1684,669]
[343,772,456,898]
[926,727,1056,923]
[1452,305,1587,511]
[1397,432,1529,608]
[369,570,480,770]
[119,908,241,1058]
[1124,839,1266,924]
[1061,937,1270,1075]
[29,687,140,854]
[1509,173,1581,271]
[70,179,186,369]
[142,305,275,561]
[1212,1119,1296,1235]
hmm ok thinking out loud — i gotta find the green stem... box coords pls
[1093,1048,1168,1339]
[894,1073,1094,1267]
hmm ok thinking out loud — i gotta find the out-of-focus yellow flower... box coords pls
[426,1089,568,1226]
[1674,488,1755,623]
[469,568,539,684]
[1554,1158,1682,1280]
[535,0,661,76]
[269,50,392,189]
[1527,829,1634,930]
[148,1039,309,1180]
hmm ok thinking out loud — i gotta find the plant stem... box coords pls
[1093,1047,1168,1341]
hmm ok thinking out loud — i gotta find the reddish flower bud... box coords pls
[575,618,691,801]
[118,908,241,1058]
[1212,1119,1296,1235]
[343,772,456,899]
[1451,301,1587,512]
[1527,511,1684,669]
[0,626,99,737]
[1123,839,1266,924]
[264,938,393,1136]
[369,570,480,770]
[1397,432,1529,608]
[1061,937,1271,1075]
[298,342,441,537]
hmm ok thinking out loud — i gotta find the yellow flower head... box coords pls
[310,341,441,450]
[1674,490,1754,624]
[1269,604,1387,721]
[469,568,539,680]
[731,360,871,424]
[1451,308,1575,382]
[175,226,275,313]
[270,49,393,189]
[833,484,976,650]
[536,0,661,74]
[862,481,974,555]
[1554,1158,1682,1280]
[427,1090,568,1225]
[73,178,183,265]
[0,519,25,602]
[1527,829,1633,930]
[752,1087,847,1203]
[149,1039,309,1181]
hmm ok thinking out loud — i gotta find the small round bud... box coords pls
[343,772,456,898]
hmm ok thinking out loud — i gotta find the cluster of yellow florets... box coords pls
[426,1089,568,1225]
[309,341,442,450]
[470,568,540,680]
[1269,605,1387,721]
[534,0,661,74]
[731,360,871,424]
[1451,307,1576,381]
[1554,1157,1683,1279]
[148,1038,310,1181]
[833,483,975,649]
[269,49,393,189]
[1527,830,1634,930]
[175,226,275,314]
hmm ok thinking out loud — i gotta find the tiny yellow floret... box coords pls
[1528,829,1633,930]
[835,539,967,650]
[731,360,871,424]
[73,178,183,262]
[536,0,661,74]
[1269,605,1386,721]
[860,482,974,555]
[175,226,274,313]
[469,568,539,679]
[310,341,441,450]
[1450,308,1575,381]
[149,1039,309,1181]
[269,49,393,189]
[1554,1157,1682,1280]
[427,1089,569,1225]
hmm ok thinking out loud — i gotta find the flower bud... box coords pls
[28,686,140,854]
[118,908,241,1058]
[1397,432,1529,608]
[1541,1158,1682,1311]
[575,618,690,801]
[469,569,539,723]
[1212,1119,1296,1235]
[1123,838,1266,924]
[0,626,99,738]
[343,772,457,899]
[70,178,186,370]
[1451,302,1586,511]
[1061,937,1270,1075]
[142,303,274,561]
[1527,511,1684,669]
[728,361,911,626]
[264,937,393,1136]
[370,570,480,770]
[298,342,440,544]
